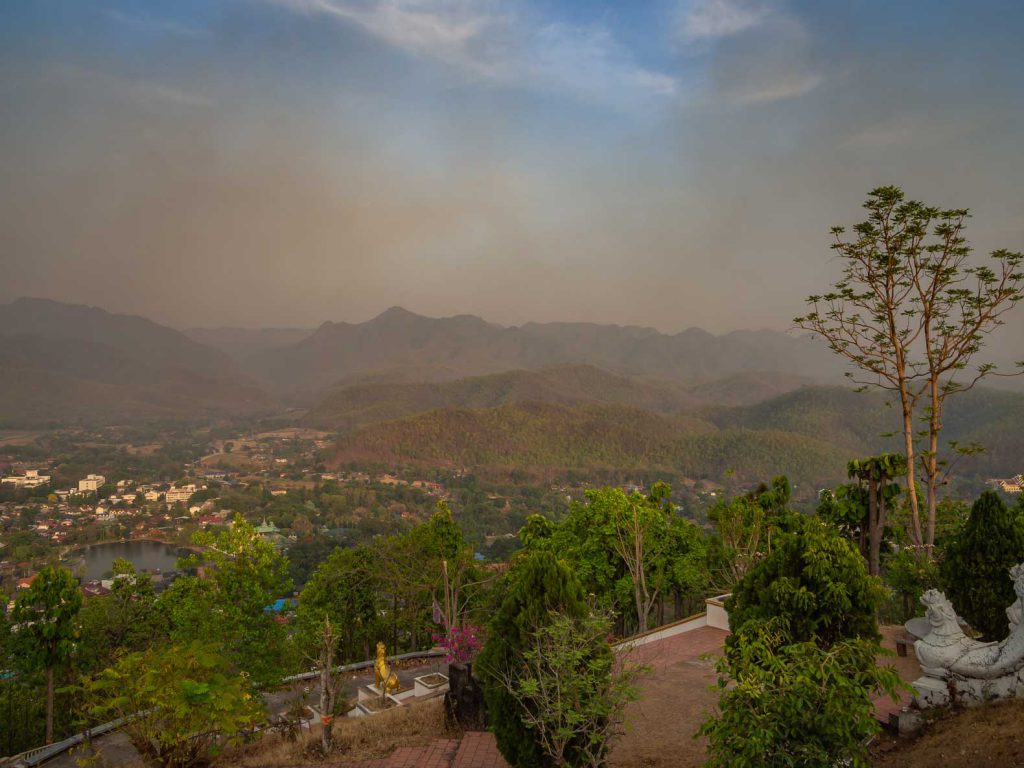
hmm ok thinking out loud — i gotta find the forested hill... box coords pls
[703,385,1024,478]
[331,386,1024,490]
[303,365,816,430]
[331,401,851,490]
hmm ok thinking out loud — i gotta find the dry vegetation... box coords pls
[871,699,1024,766]
[220,699,453,767]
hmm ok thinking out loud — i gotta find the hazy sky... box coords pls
[1,1,1022,350]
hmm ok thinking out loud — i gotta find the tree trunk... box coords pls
[900,398,924,552]
[45,665,54,744]
[924,377,942,554]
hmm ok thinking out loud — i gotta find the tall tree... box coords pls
[77,558,161,674]
[796,186,1023,554]
[707,478,790,592]
[298,545,381,663]
[11,566,83,743]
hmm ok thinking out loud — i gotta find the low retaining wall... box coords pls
[614,595,731,650]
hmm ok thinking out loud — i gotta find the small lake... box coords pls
[70,540,187,581]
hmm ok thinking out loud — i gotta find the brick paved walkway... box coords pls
[452,731,507,768]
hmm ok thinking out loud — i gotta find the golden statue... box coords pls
[374,642,400,705]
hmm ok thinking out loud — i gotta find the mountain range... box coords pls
[237,305,842,395]
[2,297,1020,495]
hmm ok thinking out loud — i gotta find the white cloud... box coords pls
[679,3,823,107]
[268,0,676,106]
[728,71,821,105]
[677,0,771,44]
[104,8,208,38]
[530,23,677,103]
[272,0,501,77]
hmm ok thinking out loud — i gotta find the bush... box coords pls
[700,620,903,768]
[727,516,883,648]
[940,490,1024,640]
[476,550,589,768]
[502,610,640,768]
[81,642,264,768]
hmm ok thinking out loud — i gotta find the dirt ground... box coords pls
[871,699,1024,767]
[609,626,727,768]
[606,624,921,768]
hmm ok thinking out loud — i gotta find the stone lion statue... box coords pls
[374,642,400,704]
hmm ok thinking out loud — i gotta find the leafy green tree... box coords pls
[297,545,381,663]
[707,478,789,591]
[940,490,1024,639]
[540,485,707,634]
[699,619,903,768]
[518,514,555,550]
[727,516,883,648]
[497,610,641,768]
[77,559,162,674]
[11,565,83,743]
[477,550,590,768]
[81,642,263,768]
[796,186,1024,554]
[159,515,292,684]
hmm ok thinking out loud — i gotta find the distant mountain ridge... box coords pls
[245,305,840,394]
[183,326,314,362]
[0,298,273,425]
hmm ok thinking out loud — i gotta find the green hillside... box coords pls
[304,365,818,431]
[704,385,1024,477]
[331,385,1024,491]
[332,401,850,489]
[305,365,703,430]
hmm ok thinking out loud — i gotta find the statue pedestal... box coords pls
[912,675,949,708]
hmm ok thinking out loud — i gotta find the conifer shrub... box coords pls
[940,490,1024,640]
[475,550,591,768]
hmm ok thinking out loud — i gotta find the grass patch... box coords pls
[221,698,454,766]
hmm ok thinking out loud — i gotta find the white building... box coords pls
[78,474,106,493]
[1,469,51,489]
[165,484,198,504]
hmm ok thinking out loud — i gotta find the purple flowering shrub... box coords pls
[433,625,482,663]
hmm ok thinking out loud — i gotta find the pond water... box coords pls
[70,540,186,581]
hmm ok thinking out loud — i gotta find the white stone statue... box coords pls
[913,565,1024,707]
[1005,563,1024,631]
